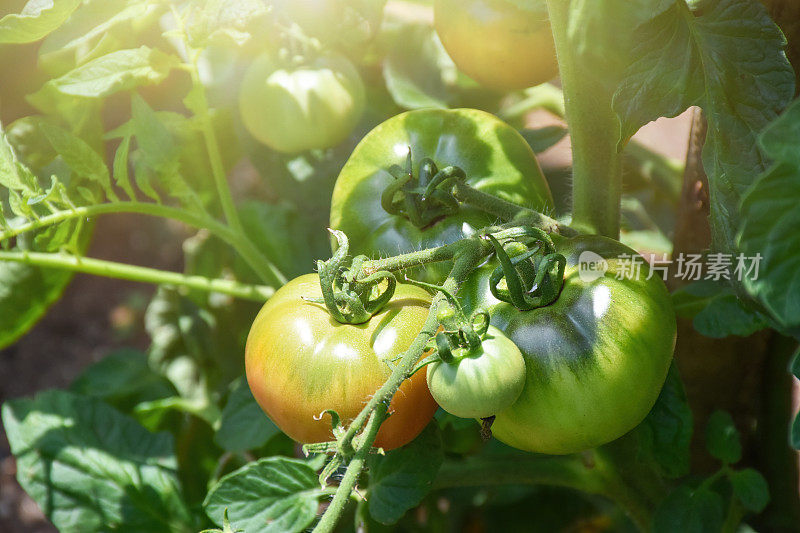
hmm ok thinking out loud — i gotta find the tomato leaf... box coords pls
[738,98,800,335]
[215,376,280,453]
[635,364,693,478]
[672,280,768,338]
[69,348,177,412]
[382,23,456,110]
[28,46,179,112]
[367,424,444,525]
[705,410,742,465]
[652,484,725,533]
[729,468,770,512]
[145,287,237,404]
[613,0,794,261]
[38,119,116,198]
[518,125,568,154]
[203,457,325,533]
[37,0,157,77]
[0,0,82,44]
[1,390,195,532]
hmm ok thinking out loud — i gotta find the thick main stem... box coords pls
[546,0,623,238]
[0,251,274,302]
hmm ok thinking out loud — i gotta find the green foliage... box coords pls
[0,0,796,532]
[614,0,795,262]
[215,377,280,453]
[705,410,742,465]
[672,280,769,338]
[1,390,196,532]
[739,97,800,335]
[652,484,725,533]
[203,457,327,533]
[367,424,444,524]
[634,364,693,479]
[0,0,82,44]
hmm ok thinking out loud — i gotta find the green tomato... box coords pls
[434,0,558,91]
[238,52,365,153]
[461,235,676,454]
[245,274,438,450]
[330,108,553,281]
[427,326,526,419]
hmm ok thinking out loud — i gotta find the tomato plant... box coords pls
[1,1,798,533]
[461,235,676,454]
[434,0,558,91]
[239,51,365,153]
[245,274,437,450]
[330,108,553,279]
[426,325,526,419]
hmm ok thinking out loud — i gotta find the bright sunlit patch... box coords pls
[333,342,359,360]
[393,143,410,158]
[295,319,314,346]
[592,285,612,319]
[373,328,398,356]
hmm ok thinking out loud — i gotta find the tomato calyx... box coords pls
[306,229,397,324]
[404,275,490,364]
[381,148,467,229]
[483,226,566,310]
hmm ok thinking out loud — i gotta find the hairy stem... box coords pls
[360,240,468,276]
[313,405,387,532]
[0,250,274,301]
[546,0,623,238]
[0,202,285,287]
[312,242,489,533]
[452,182,577,236]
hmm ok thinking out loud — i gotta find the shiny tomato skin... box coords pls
[245,274,437,450]
[238,52,365,153]
[329,108,553,282]
[427,326,526,419]
[461,235,676,454]
[434,0,558,91]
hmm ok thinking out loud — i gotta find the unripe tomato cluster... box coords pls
[245,109,676,454]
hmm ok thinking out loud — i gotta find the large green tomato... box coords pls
[427,326,526,419]
[330,108,553,280]
[245,274,438,450]
[238,52,365,153]
[434,0,558,91]
[461,235,676,454]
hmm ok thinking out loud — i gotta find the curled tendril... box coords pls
[305,230,396,324]
[485,227,566,311]
[380,148,465,228]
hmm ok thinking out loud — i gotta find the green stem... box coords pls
[0,250,274,302]
[360,240,469,276]
[452,182,578,236]
[0,202,285,287]
[187,53,244,237]
[312,242,489,533]
[545,0,623,238]
[313,405,387,532]
[171,3,243,237]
